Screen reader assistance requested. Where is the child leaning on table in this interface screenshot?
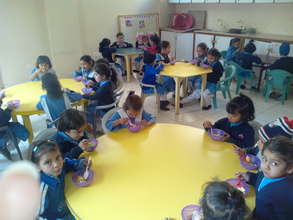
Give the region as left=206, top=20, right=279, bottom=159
left=237, top=136, right=293, bottom=220
left=203, top=94, right=255, bottom=149
left=30, top=55, right=55, bottom=81
left=105, top=91, right=155, bottom=132
left=31, top=140, right=89, bottom=220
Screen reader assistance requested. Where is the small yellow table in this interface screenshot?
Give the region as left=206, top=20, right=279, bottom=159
left=66, top=124, right=255, bottom=220
left=3, top=78, right=85, bottom=142
left=161, top=62, right=212, bottom=114
left=112, top=48, right=144, bottom=82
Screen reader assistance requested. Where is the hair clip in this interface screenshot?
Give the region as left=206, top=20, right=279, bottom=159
left=32, top=145, right=39, bottom=152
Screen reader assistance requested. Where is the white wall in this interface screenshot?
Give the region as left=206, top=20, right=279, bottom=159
left=0, top=0, right=51, bottom=87
left=175, top=3, right=293, bottom=36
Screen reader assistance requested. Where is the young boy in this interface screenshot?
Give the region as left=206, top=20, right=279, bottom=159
left=269, top=42, right=293, bottom=74
left=111, top=32, right=133, bottom=49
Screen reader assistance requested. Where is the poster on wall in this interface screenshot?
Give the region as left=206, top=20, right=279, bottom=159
left=125, top=20, right=132, bottom=27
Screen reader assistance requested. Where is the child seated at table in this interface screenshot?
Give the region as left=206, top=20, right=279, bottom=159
left=111, top=32, right=133, bottom=48
left=30, top=55, right=55, bottom=81
left=106, top=91, right=155, bottom=132
left=237, top=136, right=293, bottom=220
left=191, top=181, right=248, bottom=220
left=156, top=41, right=173, bottom=64
left=226, top=38, right=241, bottom=61
left=148, top=34, right=161, bottom=54
left=55, top=109, right=92, bottom=159
left=134, top=34, right=151, bottom=73
left=31, top=140, right=89, bottom=220
left=82, top=63, right=115, bottom=124
left=99, top=38, right=117, bottom=63
left=36, top=73, right=82, bottom=126
left=142, top=52, right=175, bottom=111
left=203, top=94, right=255, bottom=149
left=73, top=55, right=95, bottom=85
left=269, top=42, right=293, bottom=74
left=0, top=93, right=29, bottom=160
left=181, top=48, right=223, bottom=110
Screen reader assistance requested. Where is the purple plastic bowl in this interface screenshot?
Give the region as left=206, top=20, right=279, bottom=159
left=127, top=121, right=142, bottom=133
left=170, top=60, right=176, bottom=65
left=0, top=90, right=5, bottom=99
left=181, top=204, right=201, bottom=220
left=226, top=178, right=250, bottom=196
left=82, top=87, right=93, bottom=95
left=8, top=100, right=20, bottom=108
left=240, top=154, right=261, bottom=170
left=189, top=59, right=197, bottom=65
left=208, top=128, right=226, bottom=141
left=85, top=138, right=98, bottom=152
left=201, top=64, right=210, bottom=69
left=72, top=169, right=94, bottom=187
left=75, top=76, right=83, bottom=82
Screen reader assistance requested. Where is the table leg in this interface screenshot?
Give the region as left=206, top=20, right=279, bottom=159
left=125, top=56, right=131, bottom=82
left=200, top=74, right=207, bottom=109
left=12, top=114, right=18, bottom=122
left=257, top=67, right=265, bottom=91
left=22, top=115, right=34, bottom=143
left=174, top=77, right=183, bottom=115
left=182, top=78, right=188, bottom=97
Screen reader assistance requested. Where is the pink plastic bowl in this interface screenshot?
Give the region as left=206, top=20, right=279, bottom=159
left=208, top=128, right=226, bottom=141
left=82, top=87, right=93, bottom=95
left=75, top=76, right=83, bottom=82
left=170, top=60, right=177, bottom=65
left=127, top=121, right=142, bottom=132
left=201, top=63, right=210, bottom=69
left=72, top=169, right=94, bottom=187
left=85, top=138, right=98, bottom=152
left=226, top=178, right=250, bottom=196
left=8, top=100, right=20, bottom=108
left=181, top=204, right=201, bottom=220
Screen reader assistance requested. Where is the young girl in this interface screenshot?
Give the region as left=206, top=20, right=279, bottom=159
left=135, top=34, right=150, bottom=50
left=36, top=73, right=82, bottom=125
left=95, top=58, right=119, bottom=90
left=106, top=91, right=155, bottom=132
left=30, top=55, right=55, bottom=81
left=0, top=95, right=29, bottom=160
left=55, top=109, right=91, bottom=159
left=182, top=48, right=223, bottom=110
left=192, top=181, right=248, bottom=220
left=99, top=38, right=117, bottom=63
left=142, top=52, right=175, bottom=111
left=226, top=38, right=241, bottom=61
left=237, top=136, right=293, bottom=220
left=82, top=63, right=115, bottom=123
left=203, top=94, right=255, bottom=149
left=148, top=34, right=161, bottom=54
left=111, top=32, right=133, bottom=48
left=156, top=41, right=172, bottom=64
left=31, top=140, right=88, bottom=220
left=73, top=55, right=95, bottom=82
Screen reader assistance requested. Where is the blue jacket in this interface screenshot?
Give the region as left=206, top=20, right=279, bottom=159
left=226, top=46, right=238, bottom=61
left=269, top=56, right=293, bottom=74
left=232, top=51, right=262, bottom=70
left=142, top=64, right=164, bottom=86
left=204, top=60, right=224, bottom=84
left=247, top=171, right=293, bottom=220
left=73, top=68, right=95, bottom=81
left=212, top=117, right=255, bottom=149
left=111, top=41, right=133, bottom=48
left=30, top=68, right=56, bottom=81
left=54, top=131, right=87, bottom=159
left=38, top=158, right=85, bottom=220
left=105, top=110, right=156, bottom=131
left=100, top=47, right=117, bottom=63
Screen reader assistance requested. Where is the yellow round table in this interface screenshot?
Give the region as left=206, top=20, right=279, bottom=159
left=3, top=78, right=85, bottom=142
left=161, top=62, right=212, bottom=115
left=66, top=124, right=255, bottom=220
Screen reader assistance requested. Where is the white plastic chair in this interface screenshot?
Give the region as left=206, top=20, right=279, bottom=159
left=101, top=107, right=122, bottom=134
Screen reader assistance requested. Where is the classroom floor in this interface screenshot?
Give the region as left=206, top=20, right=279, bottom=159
left=1, top=77, right=293, bottom=171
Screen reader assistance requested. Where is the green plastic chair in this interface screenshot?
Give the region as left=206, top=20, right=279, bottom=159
left=221, top=50, right=227, bottom=59
left=226, top=61, right=255, bottom=94
left=263, top=69, right=293, bottom=104
left=212, top=64, right=236, bottom=109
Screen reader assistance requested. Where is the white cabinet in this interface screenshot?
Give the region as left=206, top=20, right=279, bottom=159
left=192, top=0, right=205, bottom=2
left=214, top=36, right=233, bottom=52
left=194, top=33, right=214, bottom=50
left=161, top=31, right=194, bottom=60
left=290, top=45, right=293, bottom=57
left=237, top=0, right=253, bottom=3
left=275, top=0, right=293, bottom=2
left=254, top=0, right=274, bottom=2
left=220, top=0, right=236, bottom=2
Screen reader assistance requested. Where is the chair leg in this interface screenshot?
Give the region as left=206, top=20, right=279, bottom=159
left=8, top=129, right=23, bottom=160
left=141, top=92, right=146, bottom=103
left=212, top=93, right=218, bottom=109
left=156, top=94, right=160, bottom=114
left=227, top=87, right=232, bottom=100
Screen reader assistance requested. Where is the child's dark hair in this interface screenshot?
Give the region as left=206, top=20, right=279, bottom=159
left=123, top=91, right=143, bottom=111
left=244, top=40, right=256, bottom=53
left=161, top=41, right=170, bottom=49
left=57, top=109, right=86, bottom=132
left=80, top=55, right=94, bottom=68
left=31, top=140, right=60, bottom=164
left=197, top=42, right=208, bottom=51
left=41, top=73, right=63, bottom=99
left=230, top=38, right=241, bottom=46
left=262, top=136, right=293, bottom=165
left=99, top=38, right=111, bottom=52
left=208, top=48, right=222, bottom=59
left=143, top=51, right=156, bottom=65
left=36, top=55, right=52, bottom=69
left=94, top=63, right=111, bottom=80
left=95, top=59, right=118, bottom=85
left=226, top=93, right=255, bottom=121
left=150, top=34, right=161, bottom=52
left=201, top=181, right=248, bottom=220
left=116, top=32, right=124, bottom=38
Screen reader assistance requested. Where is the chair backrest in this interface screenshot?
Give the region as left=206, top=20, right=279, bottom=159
left=114, top=75, right=124, bottom=94
left=221, top=50, right=227, bottom=59
left=101, top=107, right=121, bottom=133
left=249, top=120, right=262, bottom=145
left=226, top=60, right=244, bottom=72
left=223, top=64, right=236, bottom=87
left=95, top=90, right=124, bottom=110
left=265, top=69, right=293, bottom=89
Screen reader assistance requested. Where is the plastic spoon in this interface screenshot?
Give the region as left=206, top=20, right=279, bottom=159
left=83, top=156, right=91, bottom=180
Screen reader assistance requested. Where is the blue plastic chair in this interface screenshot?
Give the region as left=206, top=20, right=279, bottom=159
left=263, top=69, right=293, bottom=104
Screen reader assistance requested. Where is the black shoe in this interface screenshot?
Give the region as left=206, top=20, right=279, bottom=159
left=270, top=92, right=282, bottom=99
left=0, top=147, right=12, bottom=160
left=171, top=103, right=184, bottom=108
left=240, top=84, right=246, bottom=89
left=160, top=101, right=170, bottom=111
left=202, top=105, right=212, bottom=111
left=161, top=100, right=170, bottom=105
